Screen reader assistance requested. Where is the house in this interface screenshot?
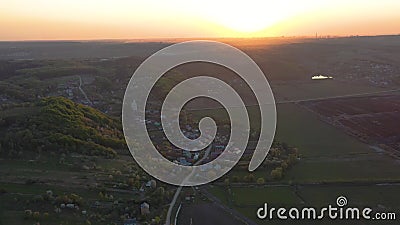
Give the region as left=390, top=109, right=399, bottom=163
left=184, top=190, right=195, bottom=203
left=193, top=153, right=199, bottom=161
left=46, top=190, right=53, bottom=197
left=140, top=202, right=150, bottom=215
left=183, top=150, right=192, bottom=158
left=54, top=207, right=61, bottom=213
left=145, top=180, right=157, bottom=189
left=145, top=181, right=151, bottom=188
left=178, top=157, right=192, bottom=166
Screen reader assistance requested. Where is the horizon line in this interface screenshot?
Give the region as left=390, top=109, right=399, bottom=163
left=1, top=34, right=399, bottom=43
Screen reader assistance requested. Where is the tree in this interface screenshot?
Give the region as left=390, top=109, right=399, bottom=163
left=154, top=216, right=161, bottom=224
left=248, top=174, right=255, bottom=183
left=271, top=167, right=283, bottom=180
left=135, top=180, right=141, bottom=190
left=231, top=176, right=239, bottom=183
left=33, top=211, right=40, bottom=220
left=292, top=148, right=299, bottom=156
left=128, top=178, right=135, bottom=187
left=150, top=179, right=157, bottom=189
left=70, top=193, right=83, bottom=205
left=156, top=187, right=165, bottom=197
left=224, top=178, right=230, bottom=186
left=288, top=153, right=298, bottom=166
left=256, top=178, right=265, bottom=184
left=281, top=161, right=288, bottom=170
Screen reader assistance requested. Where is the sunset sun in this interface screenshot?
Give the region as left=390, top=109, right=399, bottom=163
left=208, top=13, right=281, bottom=33
left=188, top=0, right=335, bottom=35
left=197, top=1, right=294, bottom=33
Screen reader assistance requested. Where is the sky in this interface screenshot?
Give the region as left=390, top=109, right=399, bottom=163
left=0, top=0, right=399, bottom=40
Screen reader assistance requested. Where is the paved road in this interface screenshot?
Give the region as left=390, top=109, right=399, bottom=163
left=277, top=87, right=400, bottom=104
left=165, top=145, right=212, bottom=225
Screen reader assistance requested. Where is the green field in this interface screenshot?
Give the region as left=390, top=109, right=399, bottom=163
left=271, top=80, right=389, bottom=102
left=209, top=184, right=397, bottom=225
left=194, top=103, right=400, bottom=182
left=0, top=151, right=149, bottom=225
left=210, top=184, right=400, bottom=210
left=274, top=103, right=400, bottom=182
left=202, top=101, right=400, bottom=225
left=232, top=186, right=301, bottom=206
left=298, top=185, right=400, bottom=209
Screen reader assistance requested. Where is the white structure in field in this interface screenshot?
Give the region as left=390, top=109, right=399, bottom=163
left=312, top=74, right=333, bottom=80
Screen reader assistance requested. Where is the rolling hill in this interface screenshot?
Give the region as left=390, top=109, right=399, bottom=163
left=0, top=97, right=126, bottom=158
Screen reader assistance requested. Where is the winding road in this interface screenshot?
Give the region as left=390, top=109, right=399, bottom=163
left=77, top=75, right=93, bottom=105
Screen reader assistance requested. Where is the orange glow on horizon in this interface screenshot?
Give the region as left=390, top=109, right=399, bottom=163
left=0, top=0, right=399, bottom=40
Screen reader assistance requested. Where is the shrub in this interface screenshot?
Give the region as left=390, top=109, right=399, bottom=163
left=257, top=178, right=265, bottom=184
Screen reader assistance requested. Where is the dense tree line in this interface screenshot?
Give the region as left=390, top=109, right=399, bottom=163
left=0, top=97, right=126, bottom=158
